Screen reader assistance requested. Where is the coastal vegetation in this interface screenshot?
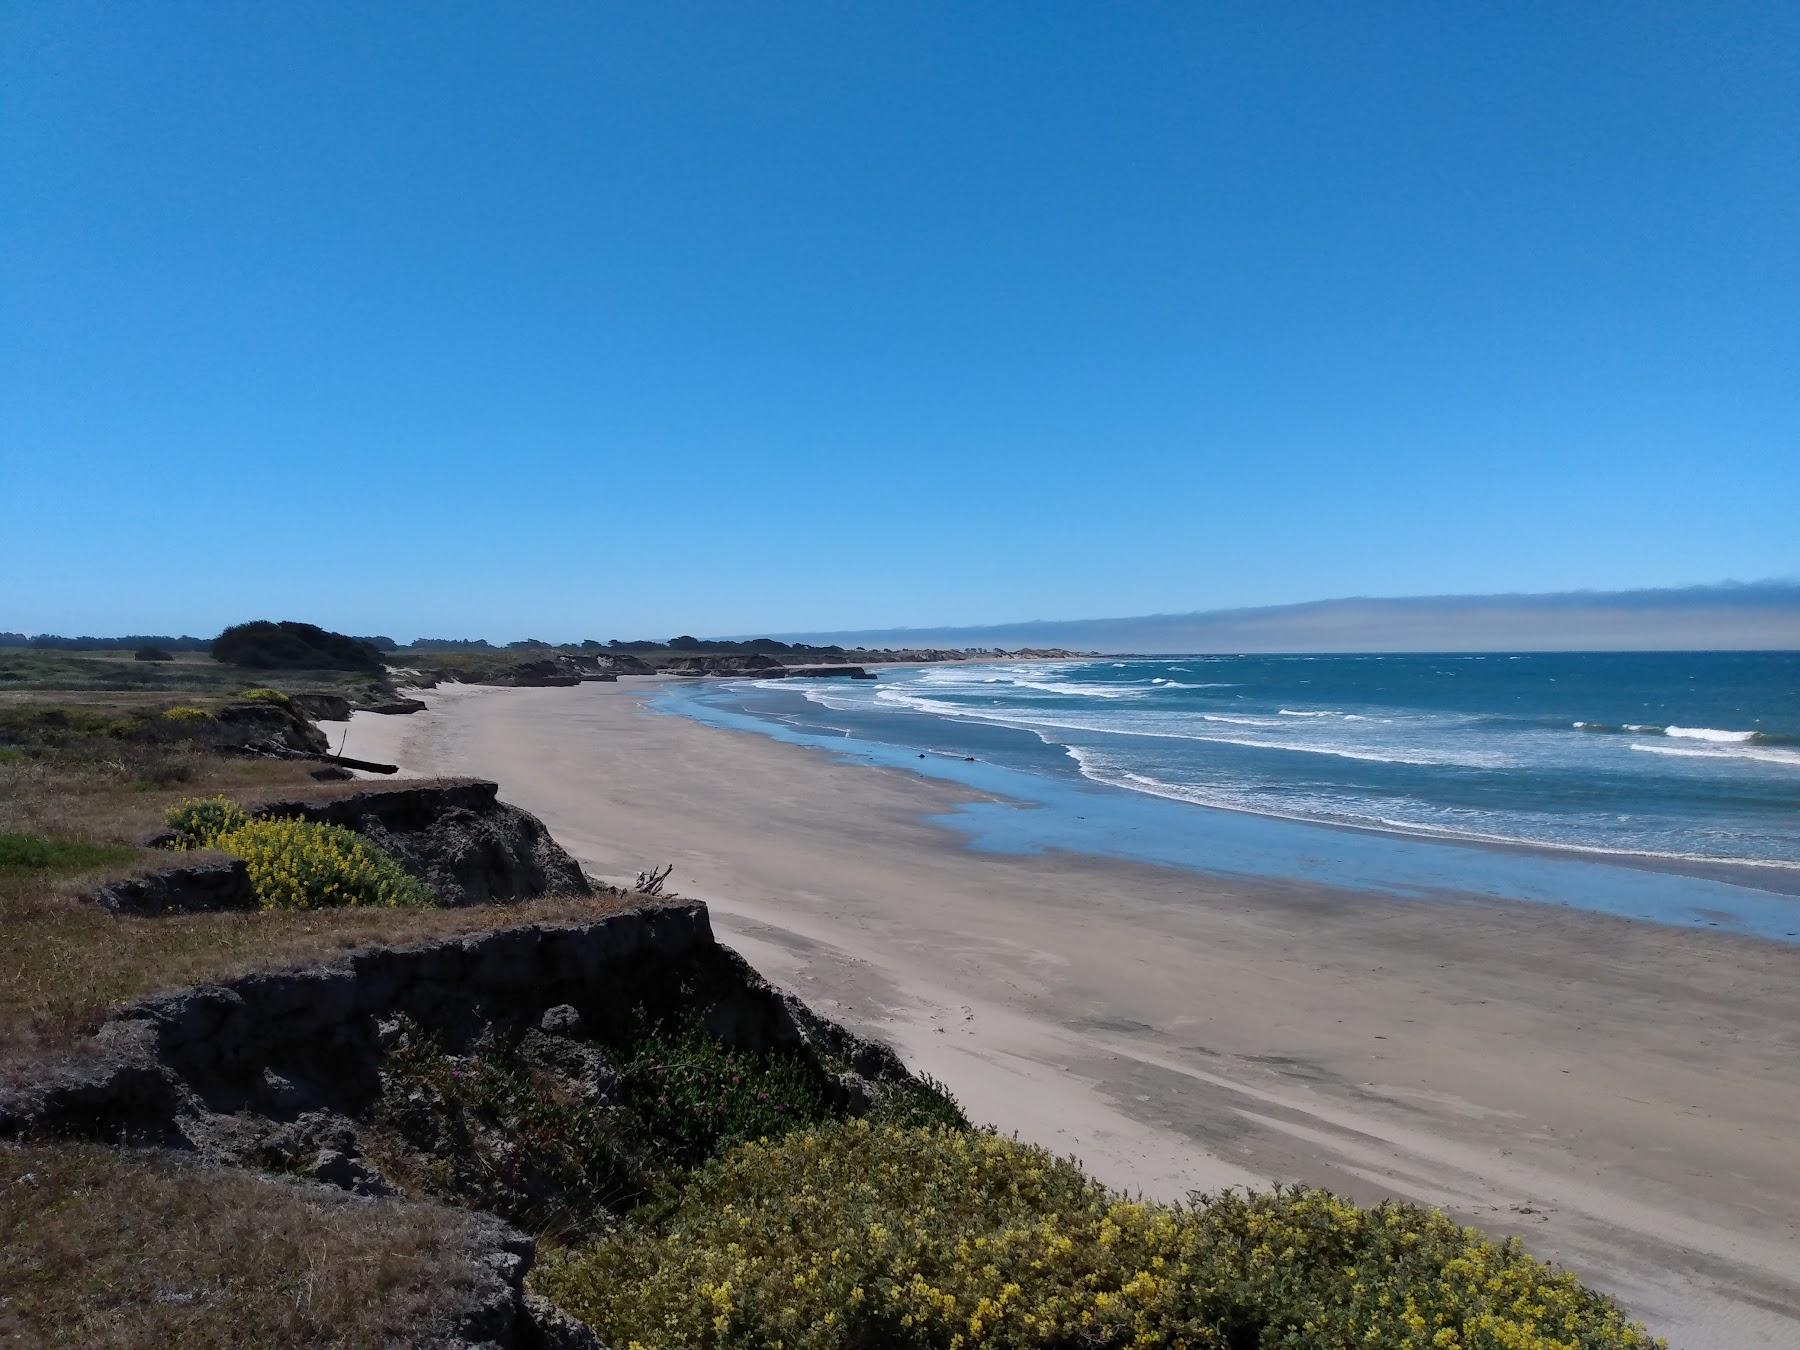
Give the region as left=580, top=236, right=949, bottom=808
left=164, top=795, right=436, bottom=910
left=363, top=1008, right=967, bottom=1242
left=541, top=1122, right=1660, bottom=1348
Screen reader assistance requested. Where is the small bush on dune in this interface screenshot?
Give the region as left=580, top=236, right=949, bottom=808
left=161, top=705, right=212, bottom=723
left=236, top=687, right=291, bottom=705
left=868, top=1071, right=969, bottom=1132
left=165, top=795, right=248, bottom=844
left=537, top=1122, right=1661, bottom=1350
left=163, top=798, right=433, bottom=910
left=214, top=818, right=434, bottom=910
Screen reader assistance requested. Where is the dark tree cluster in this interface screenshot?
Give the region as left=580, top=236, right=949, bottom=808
left=0, top=632, right=211, bottom=651
left=211, top=620, right=386, bottom=673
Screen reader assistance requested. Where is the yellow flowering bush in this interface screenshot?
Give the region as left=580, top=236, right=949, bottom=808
left=163, top=797, right=433, bottom=910
left=160, top=706, right=212, bottom=723
left=236, top=686, right=292, bottom=705
left=165, top=795, right=249, bottom=844
left=535, top=1122, right=1661, bottom=1350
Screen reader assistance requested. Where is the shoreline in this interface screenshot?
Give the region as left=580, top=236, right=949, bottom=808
left=372, top=670, right=1800, bottom=901
left=325, top=680, right=1800, bottom=1349
left=654, top=677, right=1800, bottom=934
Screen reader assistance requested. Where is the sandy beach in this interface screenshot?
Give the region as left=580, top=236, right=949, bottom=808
left=326, top=679, right=1800, bottom=1349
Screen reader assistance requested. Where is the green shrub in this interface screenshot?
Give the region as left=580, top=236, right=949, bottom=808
left=161, top=705, right=212, bottom=723
left=369, top=1016, right=962, bottom=1240
left=163, top=798, right=432, bottom=909
left=537, top=1123, right=1661, bottom=1350
left=165, top=795, right=249, bottom=846
left=614, top=1013, right=838, bottom=1168
left=868, top=1071, right=968, bottom=1132
left=236, top=687, right=291, bottom=705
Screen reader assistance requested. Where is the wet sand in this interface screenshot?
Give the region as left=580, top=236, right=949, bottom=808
left=328, top=679, right=1800, bottom=1349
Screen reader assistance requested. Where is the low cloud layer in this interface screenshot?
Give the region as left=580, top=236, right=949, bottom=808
left=773, top=582, right=1800, bottom=653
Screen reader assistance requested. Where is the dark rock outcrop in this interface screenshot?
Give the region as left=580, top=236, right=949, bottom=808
left=212, top=700, right=330, bottom=755
left=253, top=781, right=591, bottom=907
left=370, top=698, right=428, bottom=715
left=93, top=860, right=256, bottom=917
left=507, top=660, right=583, bottom=687
left=662, top=654, right=787, bottom=678
left=596, top=653, right=654, bottom=675
left=290, top=692, right=352, bottom=722
left=788, top=665, right=877, bottom=680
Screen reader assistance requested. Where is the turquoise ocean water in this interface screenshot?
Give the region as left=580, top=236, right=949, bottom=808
left=658, top=652, right=1800, bottom=941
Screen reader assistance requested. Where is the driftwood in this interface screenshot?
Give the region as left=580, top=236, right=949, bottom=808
left=634, top=863, right=673, bottom=897
left=327, top=756, right=405, bottom=777
left=307, top=751, right=399, bottom=775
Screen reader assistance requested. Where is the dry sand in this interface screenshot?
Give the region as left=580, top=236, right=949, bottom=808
left=328, top=680, right=1800, bottom=1348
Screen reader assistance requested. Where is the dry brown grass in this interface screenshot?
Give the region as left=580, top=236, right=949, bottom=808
left=0, top=747, right=320, bottom=846
left=0, top=748, right=653, bottom=1073
left=0, top=1142, right=496, bottom=1346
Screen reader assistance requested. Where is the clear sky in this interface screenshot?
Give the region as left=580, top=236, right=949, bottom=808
left=4, top=2, right=1796, bottom=641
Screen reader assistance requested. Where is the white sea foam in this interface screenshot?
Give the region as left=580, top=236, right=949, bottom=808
left=914, top=666, right=1143, bottom=700
left=1632, top=742, right=1800, bottom=768
left=1665, top=726, right=1755, bottom=743
left=1150, top=731, right=1504, bottom=767
left=870, top=689, right=1511, bottom=766
left=1013, top=679, right=1143, bottom=699
left=1061, top=754, right=1800, bottom=871
left=1278, top=708, right=1368, bottom=720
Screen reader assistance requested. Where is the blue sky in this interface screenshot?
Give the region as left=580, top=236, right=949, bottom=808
left=4, top=2, right=1796, bottom=641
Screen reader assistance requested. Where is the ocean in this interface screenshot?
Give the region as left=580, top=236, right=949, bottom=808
left=657, top=651, right=1800, bottom=939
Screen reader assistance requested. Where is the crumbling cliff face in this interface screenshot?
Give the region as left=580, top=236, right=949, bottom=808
left=1, top=902, right=930, bottom=1348
left=128, top=781, right=593, bottom=912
